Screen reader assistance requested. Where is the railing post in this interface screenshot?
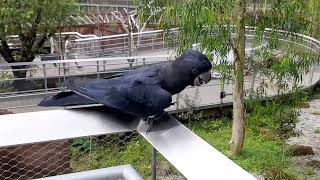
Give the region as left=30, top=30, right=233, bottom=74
left=103, top=60, right=106, bottom=72
left=63, top=61, right=67, bottom=84
left=250, top=69, right=257, bottom=96
left=58, top=63, right=61, bottom=87
left=310, top=64, right=315, bottom=86
left=96, top=61, right=100, bottom=79
left=176, top=93, right=180, bottom=109
left=162, top=32, right=165, bottom=49
left=152, top=147, right=157, bottom=180
left=152, top=35, right=154, bottom=50
left=143, top=58, right=146, bottom=66
left=42, top=64, right=48, bottom=91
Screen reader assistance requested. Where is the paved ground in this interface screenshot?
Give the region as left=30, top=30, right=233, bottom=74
left=287, top=98, right=320, bottom=176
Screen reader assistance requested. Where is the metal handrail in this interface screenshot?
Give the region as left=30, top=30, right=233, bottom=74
left=0, top=55, right=171, bottom=68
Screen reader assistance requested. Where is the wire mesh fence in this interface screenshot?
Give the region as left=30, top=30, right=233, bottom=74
left=0, top=131, right=184, bottom=180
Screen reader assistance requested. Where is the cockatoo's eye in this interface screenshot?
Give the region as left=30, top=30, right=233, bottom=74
left=199, top=71, right=211, bottom=84
left=192, top=71, right=211, bottom=86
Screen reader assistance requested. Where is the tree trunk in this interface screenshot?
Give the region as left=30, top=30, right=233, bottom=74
left=229, top=0, right=246, bottom=156
left=11, top=65, right=30, bottom=91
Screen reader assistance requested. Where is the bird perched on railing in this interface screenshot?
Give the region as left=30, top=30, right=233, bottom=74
left=39, top=49, right=212, bottom=132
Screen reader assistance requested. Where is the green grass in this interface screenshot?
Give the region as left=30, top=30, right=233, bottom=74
left=315, top=128, right=320, bottom=134
left=191, top=119, right=290, bottom=174
left=191, top=117, right=318, bottom=179
left=69, top=91, right=318, bottom=179
left=70, top=118, right=308, bottom=179
left=71, top=134, right=154, bottom=178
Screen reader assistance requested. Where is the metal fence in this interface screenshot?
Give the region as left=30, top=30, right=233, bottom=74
left=0, top=107, right=257, bottom=180
left=0, top=28, right=319, bottom=179
left=72, top=29, right=175, bottom=58
left=0, top=128, right=182, bottom=180
left=0, top=28, right=319, bottom=113
left=2, top=32, right=97, bottom=51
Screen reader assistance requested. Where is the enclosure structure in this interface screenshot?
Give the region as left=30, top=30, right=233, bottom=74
left=0, top=28, right=319, bottom=179
left=0, top=28, right=319, bottom=113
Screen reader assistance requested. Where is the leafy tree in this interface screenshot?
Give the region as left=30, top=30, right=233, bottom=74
left=0, top=0, right=77, bottom=89
left=138, top=0, right=319, bottom=155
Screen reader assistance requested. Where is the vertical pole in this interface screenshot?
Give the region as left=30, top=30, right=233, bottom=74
left=152, top=35, right=154, bottom=50
left=58, top=63, right=61, bottom=87
left=96, top=61, right=100, bottom=79
left=152, top=147, right=157, bottom=180
left=250, top=69, right=257, bottom=96
left=123, top=37, right=126, bottom=54
left=143, top=58, right=146, bottom=66
left=63, top=63, right=66, bottom=85
left=103, top=60, right=106, bottom=72
left=63, top=55, right=66, bottom=85
left=128, top=32, right=133, bottom=69
left=310, top=59, right=316, bottom=86
left=43, top=64, right=48, bottom=91
left=162, top=32, right=165, bottom=49
left=176, top=93, right=180, bottom=109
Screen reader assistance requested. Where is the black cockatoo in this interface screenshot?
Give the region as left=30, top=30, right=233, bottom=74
left=39, top=49, right=212, bottom=131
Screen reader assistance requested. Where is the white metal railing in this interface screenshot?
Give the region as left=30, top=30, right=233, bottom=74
left=72, top=29, right=174, bottom=59
left=2, top=32, right=98, bottom=50
left=0, top=55, right=172, bottom=98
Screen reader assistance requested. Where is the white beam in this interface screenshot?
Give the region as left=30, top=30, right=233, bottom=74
left=0, top=108, right=138, bottom=147
left=138, top=116, right=256, bottom=180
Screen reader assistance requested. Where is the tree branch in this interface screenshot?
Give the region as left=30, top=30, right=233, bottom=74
left=30, top=8, right=43, bottom=45
left=111, top=11, right=129, bottom=33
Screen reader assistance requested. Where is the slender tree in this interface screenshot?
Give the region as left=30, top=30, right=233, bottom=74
left=230, top=0, right=246, bottom=155
left=139, top=0, right=319, bottom=155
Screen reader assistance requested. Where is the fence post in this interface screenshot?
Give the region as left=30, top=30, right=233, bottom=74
left=58, top=63, right=61, bottom=87
left=162, top=32, right=165, bottom=49
left=123, top=37, right=126, bottom=54
left=42, top=64, right=48, bottom=91
left=63, top=61, right=67, bottom=84
left=250, top=69, right=257, bottom=96
left=310, top=64, right=315, bottom=86
left=103, top=61, right=107, bottom=72
left=152, top=147, right=157, bottom=180
left=96, top=61, right=100, bottom=79
left=152, top=35, right=154, bottom=50
left=176, top=93, right=180, bottom=109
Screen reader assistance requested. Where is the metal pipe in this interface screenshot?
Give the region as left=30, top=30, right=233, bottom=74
left=176, top=93, right=180, bottom=109
left=96, top=61, right=100, bottom=79
left=42, top=64, right=48, bottom=91
left=58, top=63, right=61, bottom=87
left=152, top=147, right=157, bottom=180
left=36, top=165, right=143, bottom=180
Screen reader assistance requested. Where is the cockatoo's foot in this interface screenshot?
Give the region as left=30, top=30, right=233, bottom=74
left=143, top=112, right=168, bottom=134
